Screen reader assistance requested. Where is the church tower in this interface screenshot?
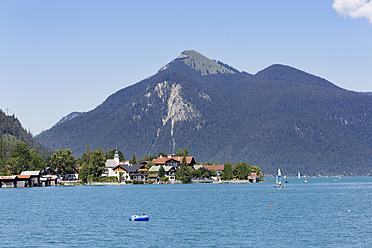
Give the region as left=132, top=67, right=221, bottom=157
left=114, top=150, right=120, bottom=165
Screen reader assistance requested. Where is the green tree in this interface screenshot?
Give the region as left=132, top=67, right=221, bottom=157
left=0, top=163, right=11, bottom=176
left=138, top=154, right=157, bottom=163
left=193, top=169, right=201, bottom=178
left=145, top=161, right=155, bottom=170
left=79, top=164, right=93, bottom=183
left=9, top=142, right=31, bottom=174
left=80, top=146, right=106, bottom=183
left=236, top=163, right=249, bottom=180
left=183, top=146, right=189, bottom=157
left=221, top=161, right=233, bottom=181
left=209, top=169, right=217, bottom=177
left=0, top=136, right=3, bottom=161
left=158, top=165, right=165, bottom=178
left=50, top=148, right=75, bottom=177
left=129, top=153, right=137, bottom=165
left=202, top=170, right=211, bottom=178
left=82, top=145, right=92, bottom=165
left=30, top=148, right=46, bottom=171
left=197, top=167, right=210, bottom=178
left=175, top=148, right=183, bottom=157
left=158, top=152, right=167, bottom=157
left=176, top=156, right=193, bottom=183
left=92, top=146, right=106, bottom=167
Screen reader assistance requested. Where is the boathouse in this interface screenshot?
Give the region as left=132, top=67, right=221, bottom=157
left=20, top=171, right=41, bottom=187
left=0, top=176, right=18, bottom=188
left=16, top=175, right=32, bottom=187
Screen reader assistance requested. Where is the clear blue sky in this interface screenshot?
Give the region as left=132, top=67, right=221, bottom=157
left=1, top=0, right=371, bottom=135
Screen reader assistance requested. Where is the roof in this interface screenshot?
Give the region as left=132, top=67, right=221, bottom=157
left=112, top=165, right=129, bottom=172
left=147, top=174, right=159, bottom=178
left=149, top=166, right=173, bottom=172
left=203, top=165, right=225, bottom=171
left=0, top=176, right=17, bottom=180
left=152, top=156, right=195, bottom=165
left=105, top=159, right=119, bottom=168
left=41, top=167, right=57, bottom=175
left=20, top=171, right=41, bottom=176
left=54, top=165, right=79, bottom=174
left=122, top=164, right=146, bottom=172
left=16, top=175, right=31, bottom=179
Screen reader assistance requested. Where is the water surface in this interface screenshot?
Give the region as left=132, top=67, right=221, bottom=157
left=1, top=177, right=371, bottom=247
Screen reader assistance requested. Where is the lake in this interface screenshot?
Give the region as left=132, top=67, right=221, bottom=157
left=1, top=177, right=371, bottom=247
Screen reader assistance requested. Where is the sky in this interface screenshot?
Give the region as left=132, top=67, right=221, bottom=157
left=0, top=0, right=372, bottom=135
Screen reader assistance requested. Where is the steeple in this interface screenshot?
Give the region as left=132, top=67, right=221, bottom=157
left=114, top=150, right=119, bottom=165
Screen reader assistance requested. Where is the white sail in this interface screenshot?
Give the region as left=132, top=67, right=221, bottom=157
left=298, top=172, right=300, bottom=178
left=274, top=168, right=285, bottom=187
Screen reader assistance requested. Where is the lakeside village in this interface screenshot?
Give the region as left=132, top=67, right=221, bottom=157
left=0, top=147, right=262, bottom=188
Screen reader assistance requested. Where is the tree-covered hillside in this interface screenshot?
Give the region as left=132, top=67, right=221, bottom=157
left=0, top=109, right=51, bottom=160
left=36, top=50, right=372, bottom=176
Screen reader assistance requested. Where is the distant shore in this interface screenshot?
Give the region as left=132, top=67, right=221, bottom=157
left=61, top=179, right=258, bottom=186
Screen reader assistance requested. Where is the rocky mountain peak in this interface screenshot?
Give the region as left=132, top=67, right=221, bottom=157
left=160, top=50, right=236, bottom=76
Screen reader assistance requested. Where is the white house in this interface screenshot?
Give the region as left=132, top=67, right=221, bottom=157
left=149, top=165, right=176, bottom=181
left=103, top=151, right=120, bottom=177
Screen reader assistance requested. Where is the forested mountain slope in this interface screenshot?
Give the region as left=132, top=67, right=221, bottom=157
left=1, top=110, right=50, bottom=159
left=36, top=50, right=372, bottom=176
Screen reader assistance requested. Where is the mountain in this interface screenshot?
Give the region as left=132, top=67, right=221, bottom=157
left=36, top=50, right=372, bottom=176
left=0, top=109, right=51, bottom=159
left=53, top=112, right=83, bottom=128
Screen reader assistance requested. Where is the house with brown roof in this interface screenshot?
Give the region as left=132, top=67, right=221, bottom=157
left=113, top=164, right=147, bottom=182
left=152, top=155, right=196, bottom=168
left=112, top=164, right=130, bottom=180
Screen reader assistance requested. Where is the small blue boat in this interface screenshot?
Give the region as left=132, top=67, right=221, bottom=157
left=129, top=214, right=149, bottom=221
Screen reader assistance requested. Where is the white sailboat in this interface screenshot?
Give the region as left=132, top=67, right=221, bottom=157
left=274, top=168, right=285, bottom=187
left=298, top=172, right=300, bottom=179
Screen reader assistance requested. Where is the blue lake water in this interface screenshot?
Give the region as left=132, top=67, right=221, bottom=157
left=1, top=177, right=371, bottom=247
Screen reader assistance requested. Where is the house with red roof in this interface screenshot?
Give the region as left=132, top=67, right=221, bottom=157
left=248, top=173, right=261, bottom=183
left=203, top=164, right=224, bottom=176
